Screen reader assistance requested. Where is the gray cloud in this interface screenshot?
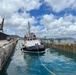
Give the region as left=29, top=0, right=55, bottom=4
left=44, top=0, right=76, bottom=12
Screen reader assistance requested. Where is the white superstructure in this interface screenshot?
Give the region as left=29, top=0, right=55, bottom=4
left=25, top=40, right=41, bottom=47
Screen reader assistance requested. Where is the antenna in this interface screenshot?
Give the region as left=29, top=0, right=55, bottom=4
left=28, top=21, right=30, bottom=39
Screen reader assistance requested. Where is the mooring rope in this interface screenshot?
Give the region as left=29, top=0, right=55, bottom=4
left=37, top=45, right=56, bottom=75
left=19, top=42, right=56, bottom=75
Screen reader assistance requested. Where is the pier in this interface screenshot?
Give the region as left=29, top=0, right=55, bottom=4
left=0, top=39, right=18, bottom=71
left=41, top=41, right=76, bottom=54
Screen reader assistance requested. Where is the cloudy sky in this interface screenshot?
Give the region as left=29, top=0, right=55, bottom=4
left=0, top=0, right=76, bottom=38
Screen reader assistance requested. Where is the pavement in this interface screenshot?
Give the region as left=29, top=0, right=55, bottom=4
left=0, top=40, right=9, bottom=47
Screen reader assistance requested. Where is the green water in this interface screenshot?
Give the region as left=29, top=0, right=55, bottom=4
left=0, top=40, right=76, bottom=75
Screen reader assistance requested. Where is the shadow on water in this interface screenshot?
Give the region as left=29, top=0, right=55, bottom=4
left=50, top=48, right=76, bottom=62
left=23, top=52, right=46, bottom=75
left=24, top=52, right=45, bottom=56
left=23, top=52, right=45, bottom=65
left=0, top=48, right=16, bottom=75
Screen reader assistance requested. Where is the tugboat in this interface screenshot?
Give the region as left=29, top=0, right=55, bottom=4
left=21, top=21, right=45, bottom=53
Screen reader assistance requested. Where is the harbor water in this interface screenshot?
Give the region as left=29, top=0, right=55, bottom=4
left=0, top=40, right=76, bottom=75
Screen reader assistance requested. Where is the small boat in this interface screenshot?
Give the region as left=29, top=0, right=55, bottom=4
left=21, top=21, right=45, bottom=53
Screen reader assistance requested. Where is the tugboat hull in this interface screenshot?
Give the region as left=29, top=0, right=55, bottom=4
left=21, top=45, right=45, bottom=53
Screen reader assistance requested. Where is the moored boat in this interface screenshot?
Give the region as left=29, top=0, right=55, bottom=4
left=21, top=21, right=45, bottom=53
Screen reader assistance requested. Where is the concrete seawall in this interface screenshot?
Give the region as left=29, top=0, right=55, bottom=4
left=0, top=40, right=18, bottom=70
left=41, top=41, right=76, bottom=54
left=52, top=43, right=74, bottom=53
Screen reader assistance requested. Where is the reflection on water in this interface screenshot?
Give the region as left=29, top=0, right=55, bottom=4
left=49, top=48, right=76, bottom=63
left=0, top=40, right=76, bottom=75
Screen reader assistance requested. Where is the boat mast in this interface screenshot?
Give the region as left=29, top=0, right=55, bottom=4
left=28, top=21, right=30, bottom=40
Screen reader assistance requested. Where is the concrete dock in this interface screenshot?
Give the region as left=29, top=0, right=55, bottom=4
left=0, top=40, right=10, bottom=47
left=41, top=41, right=76, bottom=54
left=0, top=40, right=18, bottom=71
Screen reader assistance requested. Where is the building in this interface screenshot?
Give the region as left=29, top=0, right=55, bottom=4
left=0, top=32, right=8, bottom=40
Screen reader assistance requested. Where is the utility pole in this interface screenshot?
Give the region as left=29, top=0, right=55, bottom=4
left=0, top=18, right=4, bottom=33
left=2, top=18, right=4, bottom=33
